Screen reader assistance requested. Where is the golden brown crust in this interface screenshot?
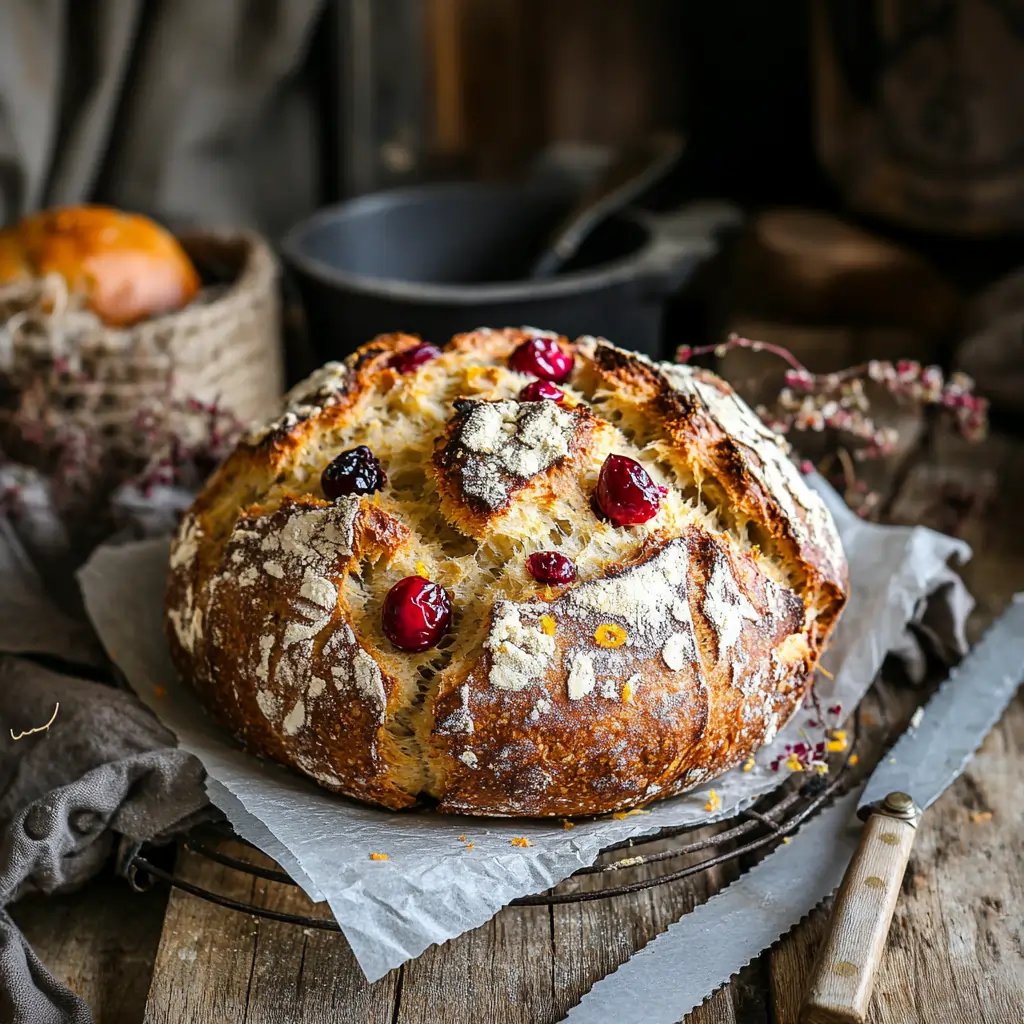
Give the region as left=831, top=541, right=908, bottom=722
left=431, top=526, right=805, bottom=816
left=166, top=327, right=848, bottom=817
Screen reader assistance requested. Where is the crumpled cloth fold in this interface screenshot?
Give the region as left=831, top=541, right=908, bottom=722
left=0, top=471, right=209, bottom=1024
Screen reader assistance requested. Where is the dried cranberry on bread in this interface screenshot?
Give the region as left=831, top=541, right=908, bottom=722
left=165, top=329, right=847, bottom=816
left=0, top=205, right=199, bottom=326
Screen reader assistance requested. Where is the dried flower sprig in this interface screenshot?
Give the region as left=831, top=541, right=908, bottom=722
left=126, top=394, right=243, bottom=497
left=676, top=336, right=989, bottom=459
left=0, top=355, right=244, bottom=517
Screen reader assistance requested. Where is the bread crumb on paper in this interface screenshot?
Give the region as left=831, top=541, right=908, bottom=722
left=627, top=808, right=649, bottom=816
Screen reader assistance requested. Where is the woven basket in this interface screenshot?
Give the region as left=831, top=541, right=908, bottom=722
left=0, top=230, right=283, bottom=498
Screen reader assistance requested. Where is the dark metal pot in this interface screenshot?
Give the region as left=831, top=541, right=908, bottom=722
left=281, top=183, right=738, bottom=361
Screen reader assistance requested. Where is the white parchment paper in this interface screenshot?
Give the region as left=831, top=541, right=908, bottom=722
left=77, top=479, right=970, bottom=981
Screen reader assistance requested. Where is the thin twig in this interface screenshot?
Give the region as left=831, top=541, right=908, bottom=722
left=11, top=702, right=60, bottom=741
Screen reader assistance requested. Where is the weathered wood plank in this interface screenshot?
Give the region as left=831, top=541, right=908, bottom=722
left=549, top=822, right=756, bottom=1023
left=142, top=840, right=398, bottom=1024
left=771, top=429, right=1024, bottom=1023
left=394, top=906, right=556, bottom=1024
left=10, top=871, right=167, bottom=1024
left=141, top=828, right=766, bottom=1024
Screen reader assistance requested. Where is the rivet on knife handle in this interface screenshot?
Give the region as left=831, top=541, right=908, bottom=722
left=800, top=791, right=920, bottom=1024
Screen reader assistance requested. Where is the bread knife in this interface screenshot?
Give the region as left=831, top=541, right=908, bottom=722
left=801, top=593, right=1024, bottom=1023
left=561, top=787, right=865, bottom=1024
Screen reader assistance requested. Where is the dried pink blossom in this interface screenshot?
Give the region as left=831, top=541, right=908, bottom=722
left=676, top=336, right=989, bottom=515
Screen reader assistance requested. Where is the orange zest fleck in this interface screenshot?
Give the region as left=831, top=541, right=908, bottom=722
left=704, top=789, right=721, bottom=814
left=562, top=819, right=575, bottom=830
left=969, top=811, right=993, bottom=824
left=465, top=842, right=475, bottom=849
left=510, top=837, right=534, bottom=848
left=785, top=753, right=804, bottom=772
left=848, top=754, right=860, bottom=767
left=458, top=835, right=467, bottom=842
left=782, top=836, right=791, bottom=845
left=369, top=852, right=389, bottom=861
left=415, top=560, right=429, bottom=578
left=816, top=663, right=834, bottom=680
left=814, top=763, right=829, bottom=775
left=621, top=681, right=634, bottom=703
left=826, top=730, right=848, bottom=753
left=154, top=686, right=167, bottom=698
left=742, top=757, right=755, bottom=772
left=594, top=623, right=627, bottom=649
left=541, top=614, right=556, bottom=636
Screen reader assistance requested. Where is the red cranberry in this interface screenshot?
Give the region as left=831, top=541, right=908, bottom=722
left=526, top=551, right=577, bottom=585
left=508, top=337, right=573, bottom=382
left=518, top=380, right=565, bottom=403
left=321, top=446, right=387, bottom=499
left=595, top=455, right=665, bottom=526
left=387, top=343, right=441, bottom=374
left=382, top=576, right=452, bottom=652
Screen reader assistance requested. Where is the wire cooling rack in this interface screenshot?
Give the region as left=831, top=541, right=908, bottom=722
left=121, top=707, right=867, bottom=931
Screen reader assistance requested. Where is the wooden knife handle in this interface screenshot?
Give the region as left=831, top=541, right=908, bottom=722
left=800, top=793, right=920, bottom=1024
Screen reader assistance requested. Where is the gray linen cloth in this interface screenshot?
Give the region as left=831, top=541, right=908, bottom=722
left=0, top=475, right=209, bottom=1024
left=0, top=0, right=326, bottom=237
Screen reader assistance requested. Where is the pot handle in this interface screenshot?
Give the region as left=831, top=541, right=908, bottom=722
left=632, top=200, right=744, bottom=298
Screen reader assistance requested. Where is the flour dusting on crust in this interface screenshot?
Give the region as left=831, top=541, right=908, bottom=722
left=243, top=362, right=348, bottom=443
left=487, top=603, right=556, bottom=691
left=660, top=361, right=844, bottom=579
left=566, top=538, right=694, bottom=643
left=446, top=399, right=575, bottom=510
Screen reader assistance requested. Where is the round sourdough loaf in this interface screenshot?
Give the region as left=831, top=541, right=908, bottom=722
left=165, top=329, right=847, bottom=816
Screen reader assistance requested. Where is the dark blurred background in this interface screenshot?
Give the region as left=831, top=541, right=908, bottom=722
left=3, top=0, right=1024, bottom=405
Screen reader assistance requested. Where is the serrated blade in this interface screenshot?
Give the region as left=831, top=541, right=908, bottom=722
left=861, top=593, right=1024, bottom=813
left=562, top=788, right=864, bottom=1024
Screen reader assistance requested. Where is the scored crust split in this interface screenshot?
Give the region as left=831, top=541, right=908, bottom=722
left=165, top=328, right=848, bottom=817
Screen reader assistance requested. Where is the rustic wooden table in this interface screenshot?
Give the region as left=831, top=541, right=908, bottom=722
left=12, top=426, right=1024, bottom=1023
